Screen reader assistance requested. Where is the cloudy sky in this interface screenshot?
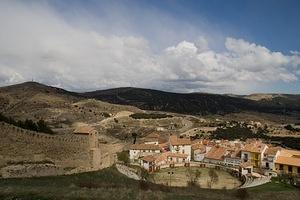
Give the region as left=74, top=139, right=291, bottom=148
left=0, top=0, right=300, bottom=94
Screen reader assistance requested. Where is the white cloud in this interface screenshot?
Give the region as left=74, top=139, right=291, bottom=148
left=0, top=0, right=299, bottom=94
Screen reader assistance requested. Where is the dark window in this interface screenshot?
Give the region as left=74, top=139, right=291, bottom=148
left=298, top=167, right=300, bottom=174
left=288, top=166, right=292, bottom=173
left=266, top=162, right=269, bottom=169
left=279, top=164, right=283, bottom=170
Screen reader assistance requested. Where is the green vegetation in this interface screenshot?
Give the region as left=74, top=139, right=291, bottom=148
left=130, top=113, right=173, bottom=119
left=210, top=124, right=264, bottom=141
left=0, top=113, right=54, bottom=134
left=117, top=151, right=129, bottom=164
left=0, top=166, right=299, bottom=200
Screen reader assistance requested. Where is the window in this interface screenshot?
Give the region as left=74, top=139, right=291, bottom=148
left=279, top=164, right=283, bottom=170
left=288, top=166, right=292, bottom=173
left=298, top=167, right=300, bottom=174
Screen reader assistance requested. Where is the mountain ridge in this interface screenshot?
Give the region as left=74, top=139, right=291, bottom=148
left=1, top=82, right=300, bottom=116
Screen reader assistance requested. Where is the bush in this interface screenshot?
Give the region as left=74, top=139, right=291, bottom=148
left=0, top=113, right=54, bottom=134
left=117, top=151, right=129, bottom=164
left=130, top=113, right=173, bottom=119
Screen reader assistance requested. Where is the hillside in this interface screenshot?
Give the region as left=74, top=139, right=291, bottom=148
left=0, top=82, right=141, bottom=130
left=83, top=87, right=300, bottom=116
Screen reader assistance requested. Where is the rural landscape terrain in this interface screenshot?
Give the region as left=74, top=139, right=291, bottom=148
left=1, top=0, right=300, bottom=199
left=0, top=81, right=299, bottom=200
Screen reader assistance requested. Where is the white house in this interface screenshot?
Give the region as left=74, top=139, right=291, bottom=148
left=192, top=143, right=207, bottom=161
left=129, top=144, right=161, bottom=161
left=140, top=152, right=189, bottom=172
left=262, top=146, right=281, bottom=170
left=169, top=135, right=191, bottom=160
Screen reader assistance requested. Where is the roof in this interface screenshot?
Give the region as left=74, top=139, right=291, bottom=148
left=169, top=135, right=191, bottom=146
left=265, top=147, right=281, bottom=156
left=129, top=144, right=161, bottom=150
left=242, top=141, right=266, bottom=153
left=141, top=155, right=157, bottom=162
left=225, top=149, right=241, bottom=158
left=276, top=156, right=300, bottom=167
left=167, top=152, right=189, bottom=158
left=205, top=146, right=227, bottom=161
left=275, top=149, right=300, bottom=167
left=192, top=143, right=206, bottom=152
left=74, top=126, right=95, bottom=135
left=141, top=132, right=167, bottom=144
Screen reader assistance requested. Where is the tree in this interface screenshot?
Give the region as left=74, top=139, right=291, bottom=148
left=139, top=168, right=150, bottom=181
left=186, top=168, right=201, bottom=186
left=132, top=132, right=137, bottom=144
left=117, top=151, right=129, bottom=164
left=208, top=168, right=219, bottom=187
left=37, top=119, right=54, bottom=134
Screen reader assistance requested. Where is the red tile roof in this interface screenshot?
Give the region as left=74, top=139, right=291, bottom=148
left=205, top=146, right=227, bottom=161
left=169, top=135, right=191, bottom=146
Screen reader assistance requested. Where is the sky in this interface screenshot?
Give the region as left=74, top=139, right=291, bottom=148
left=0, top=0, right=300, bottom=94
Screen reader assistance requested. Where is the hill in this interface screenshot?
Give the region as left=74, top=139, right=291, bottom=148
left=0, top=82, right=141, bottom=130
left=83, top=87, right=300, bottom=116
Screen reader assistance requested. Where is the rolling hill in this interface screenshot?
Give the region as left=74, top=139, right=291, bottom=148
left=1, top=82, right=300, bottom=118
left=83, top=87, right=300, bottom=116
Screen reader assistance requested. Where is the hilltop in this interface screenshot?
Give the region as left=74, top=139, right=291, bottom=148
left=83, top=87, right=300, bottom=116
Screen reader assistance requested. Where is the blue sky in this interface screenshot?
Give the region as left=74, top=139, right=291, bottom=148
left=0, top=0, right=299, bottom=94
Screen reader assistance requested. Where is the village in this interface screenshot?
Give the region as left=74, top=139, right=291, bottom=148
left=128, top=132, right=300, bottom=187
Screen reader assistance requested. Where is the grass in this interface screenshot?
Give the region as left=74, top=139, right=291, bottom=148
left=150, top=167, right=241, bottom=189
left=0, top=166, right=299, bottom=200
left=248, top=180, right=298, bottom=192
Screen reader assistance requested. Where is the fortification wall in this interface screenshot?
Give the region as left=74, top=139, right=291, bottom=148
left=0, top=122, right=91, bottom=169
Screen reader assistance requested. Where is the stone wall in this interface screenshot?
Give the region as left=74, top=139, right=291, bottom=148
left=0, top=122, right=91, bottom=170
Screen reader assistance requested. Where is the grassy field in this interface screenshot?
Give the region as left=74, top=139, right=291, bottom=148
left=0, top=166, right=299, bottom=200
left=150, top=167, right=241, bottom=189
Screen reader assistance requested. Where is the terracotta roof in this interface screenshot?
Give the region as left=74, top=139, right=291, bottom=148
left=74, top=126, right=95, bottom=134
left=205, top=146, right=227, bottom=161
left=225, top=149, right=241, bottom=158
left=141, top=155, right=157, bottom=162
left=242, top=141, right=266, bottom=153
left=167, top=152, right=189, bottom=158
left=265, top=147, right=281, bottom=156
left=129, top=144, right=161, bottom=150
left=169, top=135, right=191, bottom=146
left=192, top=143, right=206, bottom=152
left=276, top=156, right=300, bottom=167
left=275, top=149, right=300, bottom=167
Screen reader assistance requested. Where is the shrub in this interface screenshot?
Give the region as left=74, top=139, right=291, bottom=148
left=129, top=113, right=173, bottom=119
left=117, top=151, right=129, bottom=164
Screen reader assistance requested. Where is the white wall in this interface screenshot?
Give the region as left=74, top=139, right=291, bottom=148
left=129, top=149, right=160, bottom=160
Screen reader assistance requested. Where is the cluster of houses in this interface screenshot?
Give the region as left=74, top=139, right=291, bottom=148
left=129, top=132, right=300, bottom=176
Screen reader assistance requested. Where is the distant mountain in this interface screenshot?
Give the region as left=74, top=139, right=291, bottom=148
left=1, top=82, right=299, bottom=116
left=82, top=87, right=300, bottom=115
